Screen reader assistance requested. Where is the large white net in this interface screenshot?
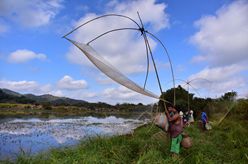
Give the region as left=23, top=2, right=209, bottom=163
left=66, top=38, right=160, bottom=100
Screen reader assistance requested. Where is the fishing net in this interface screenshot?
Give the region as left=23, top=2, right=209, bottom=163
left=66, top=38, right=160, bottom=100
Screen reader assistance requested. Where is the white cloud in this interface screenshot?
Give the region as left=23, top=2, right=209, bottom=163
left=188, top=0, right=248, bottom=98
left=101, top=86, right=155, bottom=104
left=78, top=92, right=96, bottom=99
left=96, top=74, right=115, bottom=85
left=103, top=86, right=138, bottom=99
left=66, top=0, right=169, bottom=74
left=0, top=80, right=39, bottom=91
left=0, top=0, right=63, bottom=27
left=0, top=78, right=90, bottom=99
left=0, top=80, right=59, bottom=96
left=107, top=0, right=169, bottom=31
left=0, top=78, right=156, bottom=104
left=189, top=64, right=245, bottom=82
left=8, top=49, right=47, bottom=63
left=65, top=90, right=97, bottom=100
left=57, top=75, right=87, bottom=90
left=187, top=64, right=247, bottom=97
left=65, top=0, right=169, bottom=104
left=48, top=90, right=64, bottom=97
left=190, top=0, right=248, bottom=66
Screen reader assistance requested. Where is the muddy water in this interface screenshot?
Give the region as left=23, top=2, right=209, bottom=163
left=0, top=115, right=148, bottom=160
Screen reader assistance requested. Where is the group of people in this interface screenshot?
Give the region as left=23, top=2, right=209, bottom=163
left=179, top=110, right=194, bottom=125
left=165, top=105, right=209, bottom=157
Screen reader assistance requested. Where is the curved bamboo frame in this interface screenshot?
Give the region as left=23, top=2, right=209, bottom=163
left=63, top=13, right=176, bottom=108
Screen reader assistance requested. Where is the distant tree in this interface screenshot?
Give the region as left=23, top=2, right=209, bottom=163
left=192, top=97, right=211, bottom=117
left=95, top=102, right=113, bottom=108
left=16, top=96, right=35, bottom=104
left=159, top=85, right=194, bottom=112
left=42, top=103, right=52, bottom=110
left=234, top=99, right=248, bottom=118
left=221, top=91, right=237, bottom=101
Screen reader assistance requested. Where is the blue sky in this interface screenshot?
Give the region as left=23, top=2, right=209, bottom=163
left=0, top=0, right=247, bottom=104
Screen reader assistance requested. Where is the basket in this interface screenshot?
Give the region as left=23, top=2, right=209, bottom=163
left=181, top=136, right=192, bottom=148
left=205, top=123, right=212, bottom=130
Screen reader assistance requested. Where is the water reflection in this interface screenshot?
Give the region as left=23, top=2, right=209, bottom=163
left=0, top=116, right=147, bottom=160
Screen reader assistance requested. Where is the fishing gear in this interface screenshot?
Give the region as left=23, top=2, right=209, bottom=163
left=63, top=12, right=176, bottom=109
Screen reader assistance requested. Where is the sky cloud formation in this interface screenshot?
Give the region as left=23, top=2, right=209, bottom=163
left=189, top=0, right=248, bottom=97
left=108, top=0, right=169, bottom=31
left=0, top=78, right=152, bottom=104
left=0, top=77, right=88, bottom=98
left=57, top=75, right=87, bottom=90
left=0, top=0, right=63, bottom=27
left=0, top=80, right=56, bottom=96
left=2, top=1, right=248, bottom=104
left=102, top=86, right=153, bottom=104
left=0, top=80, right=38, bottom=91
left=190, top=0, right=248, bottom=66
left=66, top=0, right=169, bottom=75
left=8, top=49, right=47, bottom=63
left=189, top=64, right=246, bottom=82
left=188, top=64, right=247, bottom=96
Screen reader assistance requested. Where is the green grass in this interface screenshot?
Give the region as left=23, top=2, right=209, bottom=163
left=3, top=115, right=248, bottom=164
left=2, top=105, right=248, bottom=164
left=0, top=103, right=19, bottom=108
left=0, top=103, right=138, bottom=118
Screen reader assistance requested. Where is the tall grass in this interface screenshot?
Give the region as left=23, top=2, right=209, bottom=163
left=2, top=101, right=248, bottom=164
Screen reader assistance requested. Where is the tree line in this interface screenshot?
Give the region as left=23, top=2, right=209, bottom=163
left=158, top=85, right=246, bottom=118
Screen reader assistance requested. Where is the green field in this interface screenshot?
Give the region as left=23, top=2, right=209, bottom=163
left=0, top=102, right=151, bottom=119
left=2, top=101, right=247, bottom=164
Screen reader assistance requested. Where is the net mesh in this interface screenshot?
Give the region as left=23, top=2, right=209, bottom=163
left=67, top=38, right=159, bottom=100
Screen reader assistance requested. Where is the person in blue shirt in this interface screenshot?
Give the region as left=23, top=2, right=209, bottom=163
left=201, top=112, right=208, bottom=130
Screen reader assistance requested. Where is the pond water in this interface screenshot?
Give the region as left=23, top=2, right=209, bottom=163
left=0, top=115, right=148, bottom=160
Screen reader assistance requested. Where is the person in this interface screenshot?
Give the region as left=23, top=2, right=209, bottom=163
left=201, top=112, right=208, bottom=130
left=188, top=110, right=194, bottom=124
left=183, top=112, right=188, bottom=125
left=165, top=106, right=184, bottom=156
left=179, top=111, right=184, bottom=118
left=183, top=111, right=190, bottom=126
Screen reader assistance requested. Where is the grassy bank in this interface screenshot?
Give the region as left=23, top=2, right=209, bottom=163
left=0, top=103, right=142, bottom=119
left=2, top=111, right=247, bottom=164
left=0, top=103, right=151, bottom=119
